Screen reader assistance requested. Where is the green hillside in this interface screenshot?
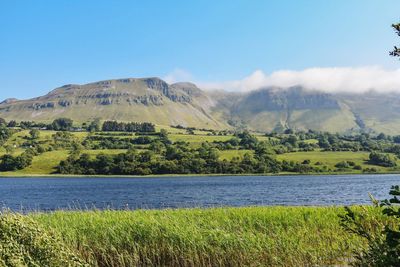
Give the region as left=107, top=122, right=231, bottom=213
left=0, top=78, right=228, bottom=129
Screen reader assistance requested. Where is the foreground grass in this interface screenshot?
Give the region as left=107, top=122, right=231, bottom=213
left=25, top=206, right=373, bottom=267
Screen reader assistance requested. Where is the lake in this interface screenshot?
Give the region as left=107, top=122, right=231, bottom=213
left=1, top=174, right=399, bottom=211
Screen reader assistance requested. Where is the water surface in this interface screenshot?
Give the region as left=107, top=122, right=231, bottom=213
left=0, top=174, right=399, bottom=211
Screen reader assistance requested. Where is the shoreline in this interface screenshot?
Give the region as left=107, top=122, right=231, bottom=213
left=0, top=171, right=399, bottom=178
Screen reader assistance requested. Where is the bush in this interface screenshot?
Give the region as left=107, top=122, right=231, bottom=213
left=363, top=167, right=378, bottom=173
left=341, top=185, right=400, bottom=266
left=335, top=161, right=350, bottom=168
left=369, top=152, right=397, bottom=167
left=353, top=165, right=362, bottom=170
left=0, top=151, right=33, bottom=171
left=0, top=212, right=86, bottom=266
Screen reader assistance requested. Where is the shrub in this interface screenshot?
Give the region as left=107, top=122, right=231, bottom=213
left=0, top=151, right=33, bottom=171
left=353, top=165, right=362, bottom=170
left=335, top=161, right=350, bottom=169
left=369, top=152, right=397, bottom=167
left=363, top=167, right=378, bottom=173
left=0, top=212, right=86, bottom=266
left=341, top=185, right=400, bottom=266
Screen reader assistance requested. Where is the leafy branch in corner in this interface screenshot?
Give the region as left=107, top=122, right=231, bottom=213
left=390, top=23, right=400, bottom=58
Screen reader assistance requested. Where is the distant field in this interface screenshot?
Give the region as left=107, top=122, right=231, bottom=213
left=277, top=151, right=395, bottom=172
left=168, top=133, right=232, bottom=147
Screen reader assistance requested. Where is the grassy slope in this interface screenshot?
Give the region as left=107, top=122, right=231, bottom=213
left=277, top=151, right=400, bottom=172
left=32, top=206, right=367, bottom=266
left=169, top=133, right=232, bottom=147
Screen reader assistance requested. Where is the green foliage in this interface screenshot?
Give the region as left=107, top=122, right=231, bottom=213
left=29, top=129, right=40, bottom=139
left=341, top=186, right=400, bottom=267
left=51, top=118, right=73, bottom=131
left=102, top=121, right=155, bottom=132
left=57, top=139, right=282, bottom=175
left=7, top=120, right=17, bottom=128
left=0, top=150, right=34, bottom=171
left=0, top=212, right=86, bottom=267
left=335, top=161, right=356, bottom=169
left=236, top=130, right=259, bottom=149
left=86, top=118, right=101, bottom=132
left=51, top=131, right=76, bottom=149
left=390, top=23, right=400, bottom=58
left=369, top=152, right=397, bottom=167
left=4, top=126, right=400, bottom=175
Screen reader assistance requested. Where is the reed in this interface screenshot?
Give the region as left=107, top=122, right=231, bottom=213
left=29, top=206, right=374, bottom=267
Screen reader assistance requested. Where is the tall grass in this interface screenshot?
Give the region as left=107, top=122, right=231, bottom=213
left=31, top=206, right=372, bottom=267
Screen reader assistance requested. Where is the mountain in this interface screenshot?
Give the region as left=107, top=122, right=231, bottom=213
left=2, top=77, right=400, bottom=134
left=210, top=86, right=400, bottom=134
left=0, top=78, right=227, bottom=129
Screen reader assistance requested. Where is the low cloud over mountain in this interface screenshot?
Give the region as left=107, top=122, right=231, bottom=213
left=178, top=66, right=400, bottom=93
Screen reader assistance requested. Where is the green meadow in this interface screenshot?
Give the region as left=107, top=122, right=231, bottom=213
left=276, top=151, right=397, bottom=172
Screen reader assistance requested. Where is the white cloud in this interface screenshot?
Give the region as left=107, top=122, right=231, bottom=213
left=163, top=68, right=194, bottom=84
left=197, top=66, right=400, bottom=93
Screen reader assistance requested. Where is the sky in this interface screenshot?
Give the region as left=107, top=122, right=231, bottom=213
left=1, top=0, right=400, bottom=100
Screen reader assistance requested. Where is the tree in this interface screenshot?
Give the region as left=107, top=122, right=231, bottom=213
left=369, top=152, right=397, bottom=167
left=70, top=141, right=83, bottom=158
left=7, top=120, right=17, bottom=127
left=51, top=118, right=73, bottom=131
left=390, top=23, right=400, bottom=58
left=29, top=129, right=40, bottom=139
left=87, top=118, right=101, bottom=132
left=159, top=129, right=170, bottom=144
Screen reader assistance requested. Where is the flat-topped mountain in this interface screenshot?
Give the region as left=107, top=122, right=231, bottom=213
left=0, top=77, right=225, bottom=129
left=2, top=77, right=400, bottom=134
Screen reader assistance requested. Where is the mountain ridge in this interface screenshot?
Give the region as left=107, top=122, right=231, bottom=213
left=2, top=77, right=400, bottom=134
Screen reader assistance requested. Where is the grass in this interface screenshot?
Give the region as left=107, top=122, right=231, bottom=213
left=7, top=150, right=70, bottom=175
left=276, top=151, right=397, bottom=172
left=29, top=206, right=368, bottom=267
left=0, top=149, right=128, bottom=175
left=168, top=133, right=232, bottom=147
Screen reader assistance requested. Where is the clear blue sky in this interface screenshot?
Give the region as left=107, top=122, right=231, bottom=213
left=1, top=0, right=399, bottom=100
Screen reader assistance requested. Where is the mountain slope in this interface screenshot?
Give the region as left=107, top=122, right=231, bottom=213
left=0, top=78, right=227, bottom=129
left=210, top=86, right=400, bottom=134
left=3, top=78, right=400, bottom=134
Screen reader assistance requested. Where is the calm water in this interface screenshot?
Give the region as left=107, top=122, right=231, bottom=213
left=0, top=174, right=399, bottom=211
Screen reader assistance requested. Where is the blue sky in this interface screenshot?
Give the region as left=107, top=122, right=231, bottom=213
left=1, top=0, right=400, bottom=99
